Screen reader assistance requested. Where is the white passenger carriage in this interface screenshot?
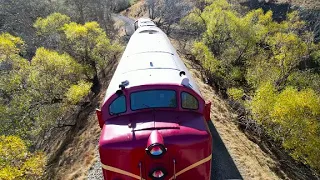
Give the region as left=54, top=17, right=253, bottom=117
left=133, top=18, right=156, bottom=30
left=104, top=18, right=201, bottom=103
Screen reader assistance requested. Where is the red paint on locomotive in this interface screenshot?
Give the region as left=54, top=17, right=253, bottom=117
left=96, top=18, right=212, bottom=180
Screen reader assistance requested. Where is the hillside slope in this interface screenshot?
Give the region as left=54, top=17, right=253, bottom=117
left=49, top=1, right=319, bottom=179
left=184, top=55, right=280, bottom=180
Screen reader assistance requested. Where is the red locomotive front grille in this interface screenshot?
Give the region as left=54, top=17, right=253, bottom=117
left=98, top=111, right=212, bottom=180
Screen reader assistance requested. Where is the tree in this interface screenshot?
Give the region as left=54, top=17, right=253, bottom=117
left=184, top=0, right=319, bottom=89
left=63, top=0, right=129, bottom=33
left=0, top=135, right=45, bottom=180
left=145, top=0, right=191, bottom=35
left=250, top=82, right=277, bottom=126
left=251, top=84, right=320, bottom=171
left=0, top=33, right=91, bottom=141
left=65, top=0, right=89, bottom=24
left=0, top=0, right=52, bottom=58
left=34, top=13, right=123, bottom=93
left=34, top=13, right=71, bottom=51
left=183, top=0, right=320, bottom=173
left=1, top=12, right=123, bottom=141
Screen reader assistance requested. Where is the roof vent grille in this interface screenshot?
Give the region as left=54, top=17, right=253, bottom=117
left=139, top=29, right=159, bottom=34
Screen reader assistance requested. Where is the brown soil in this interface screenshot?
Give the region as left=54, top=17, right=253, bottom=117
left=42, top=91, right=103, bottom=180
left=53, top=112, right=101, bottom=180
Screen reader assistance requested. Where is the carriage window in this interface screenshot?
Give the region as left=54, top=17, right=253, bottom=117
left=109, top=95, right=126, bottom=115
left=131, top=90, right=176, bottom=110
left=181, top=92, right=199, bottom=110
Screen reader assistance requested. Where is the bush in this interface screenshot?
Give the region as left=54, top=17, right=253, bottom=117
left=184, top=0, right=320, bottom=173
left=0, top=136, right=45, bottom=180
left=251, top=85, right=320, bottom=170
left=66, top=80, right=92, bottom=104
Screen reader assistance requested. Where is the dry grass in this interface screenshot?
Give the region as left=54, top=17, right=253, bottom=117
left=47, top=88, right=107, bottom=180
left=54, top=112, right=101, bottom=180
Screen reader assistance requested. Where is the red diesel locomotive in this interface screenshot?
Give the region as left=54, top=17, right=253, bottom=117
left=96, top=18, right=212, bottom=180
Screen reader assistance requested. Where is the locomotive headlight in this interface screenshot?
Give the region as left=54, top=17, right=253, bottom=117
left=146, top=130, right=167, bottom=157
left=149, top=168, right=167, bottom=179
left=146, top=143, right=167, bottom=157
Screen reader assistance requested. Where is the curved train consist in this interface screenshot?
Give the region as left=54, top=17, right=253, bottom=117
left=96, top=18, right=213, bottom=180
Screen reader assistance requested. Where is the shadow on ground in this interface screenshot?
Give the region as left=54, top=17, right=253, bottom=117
left=208, top=120, right=243, bottom=180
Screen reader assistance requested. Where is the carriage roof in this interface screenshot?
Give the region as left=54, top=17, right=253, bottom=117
left=104, top=24, right=201, bottom=102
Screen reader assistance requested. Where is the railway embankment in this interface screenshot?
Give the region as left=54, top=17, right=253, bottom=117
left=51, top=1, right=320, bottom=179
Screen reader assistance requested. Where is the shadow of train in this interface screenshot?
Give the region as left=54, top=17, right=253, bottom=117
left=208, top=120, right=243, bottom=180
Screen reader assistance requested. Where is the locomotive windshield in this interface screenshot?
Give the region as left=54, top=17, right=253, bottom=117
left=109, top=95, right=126, bottom=115
left=130, top=90, right=176, bottom=110
left=181, top=92, right=199, bottom=110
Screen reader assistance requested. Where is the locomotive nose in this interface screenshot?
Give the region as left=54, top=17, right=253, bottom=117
left=143, top=128, right=212, bottom=180
left=99, top=119, right=212, bottom=180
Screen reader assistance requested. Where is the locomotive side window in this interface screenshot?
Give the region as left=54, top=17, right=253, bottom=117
left=109, top=95, right=126, bottom=115
left=181, top=92, right=199, bottom=110
left=131, top=90, right=176, bottom=110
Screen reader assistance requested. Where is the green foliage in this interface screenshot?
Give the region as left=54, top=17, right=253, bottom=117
left=0, top=33, right=25, bottom=71
left=267, top=32, right=308, bottom=76
left=251, top=82, right=277, bottom=124
left=0, top=33, right=24, bottom=59
left=287, top=71, right=320, bottom=93
left=184, top=0, right=320, bottom=172
left=0, top=3, right=123, bottom=179
left=66, top=80, right=92, bottom=104
left=227, top=88, right=244, bottom=101
left=34, top=14, right=123, bottom=77
left=185, top=0, right=319, bottom=88
left=0, top=0, right=51, bottom=59
left=1, top=12, right=122, bottom=146
left=34, top=13, right=71, bottom=35
left=63, top=21, right=113, bottom=64
left=0, top=33, right=92, bottom=140
left=180, top=8, right=206, bottom=34
left=192, top=42, right=220, bottom=74
left=31, top=47, right=83, bottom=77
left=251, top=85, right=320, bottom=170
left=0, top=136, right=45, bottom=180
left=129, top=0, right=139, bottom=5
